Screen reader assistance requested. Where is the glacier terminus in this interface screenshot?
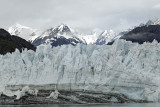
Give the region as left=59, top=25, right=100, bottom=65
left=0, top=39, right=160, bottom=104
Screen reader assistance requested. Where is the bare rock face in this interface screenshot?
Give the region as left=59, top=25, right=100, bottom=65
left=0, top=29, right=36, bottom=55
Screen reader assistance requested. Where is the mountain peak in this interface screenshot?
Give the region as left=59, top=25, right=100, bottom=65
left=56, top=24, right=71, bottom=33
left=146, top=18, right=160, bottom=26
left=58, top=24, right=67, bottom=28
left=8, top=23, right=35, bottom=40
left=96, top=29, right=118, bottom=45
left=15, top=23, right=31, bottom=29
left=154, top=18, right=160, bottom=24
left=100, top=30, right=116, bottom=37
left=8, top=23, right=33, bottom=31
left=146, top=20, right=154, bottom=26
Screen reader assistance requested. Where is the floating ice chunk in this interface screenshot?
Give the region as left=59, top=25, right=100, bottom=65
left=0, top=85, right=16, bottom=97
left=15, top=90, right=22, bottom=100
left=0, top=85, right=38, bottom=100
left=33, top=89, right=39, bottom=96
left=47, top=89, right=59, bottom=99
left=111, top=97, right=118, bottom=102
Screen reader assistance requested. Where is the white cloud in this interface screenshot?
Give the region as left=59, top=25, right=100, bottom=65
left=0, top=0, right=160, bottom=32
left=153, top=4, right=160, bottom=9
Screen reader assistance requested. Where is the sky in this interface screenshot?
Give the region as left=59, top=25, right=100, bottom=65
left=0, top=0, right=160, bottom=33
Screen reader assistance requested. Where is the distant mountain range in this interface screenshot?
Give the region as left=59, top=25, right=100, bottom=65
left=1, top=18, right=160, bottom=55
left=8, top=24, right=119, bottom=47
left=7, top=18, right=160, bottom=47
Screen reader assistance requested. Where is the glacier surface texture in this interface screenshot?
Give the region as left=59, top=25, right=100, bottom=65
left=0, top=40, right=160, bottom=102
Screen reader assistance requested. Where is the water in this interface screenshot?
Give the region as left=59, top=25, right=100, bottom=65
left=0, top=103, right=160, bottom=107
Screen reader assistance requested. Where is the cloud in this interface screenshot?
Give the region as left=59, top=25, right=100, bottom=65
left=153, top=4, right=160, bottom=9
left=0, top=0, right=160, bottom=33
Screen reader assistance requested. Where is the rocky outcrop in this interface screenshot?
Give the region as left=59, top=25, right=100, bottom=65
left=0, top=29, right=36, bottom=55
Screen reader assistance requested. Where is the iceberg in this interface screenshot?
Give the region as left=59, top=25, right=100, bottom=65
left=46, top=89, right=59, bottom=99
left=0, top=39, right=160, bottom=102
left=0, top=85, right=38, bottom=100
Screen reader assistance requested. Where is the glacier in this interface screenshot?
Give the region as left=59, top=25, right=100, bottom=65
left=0, top=39, right=160, bottom=102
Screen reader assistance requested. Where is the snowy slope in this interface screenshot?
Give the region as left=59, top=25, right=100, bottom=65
left=80, top=29, right=102, bottom=44
left=76, top=29, right=120, bottom=45
left=78, top=29, right=119, bottom=45
left=0, top=40, right=160, bottom=102
left=80, top=33, right=99, bottom=44
left=8, top=23, right=35, bottom=40
left=95, top=30, right=118, bottom=45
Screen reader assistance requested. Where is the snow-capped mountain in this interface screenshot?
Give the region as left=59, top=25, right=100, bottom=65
left=137, top=18, right=160, bottom=27
left=118, top=18, right=160, bottom=37
left=95, top=30, right=118, bottom=45
left=8, top=23, right=35, bottom=40
left=146, top=18, right=160, bottom=26
left=78, top=29, right=119, bottom=45
left=30, top=24, right=85, bottom=46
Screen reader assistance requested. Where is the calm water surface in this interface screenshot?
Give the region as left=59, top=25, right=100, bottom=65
left=0, top=103, right=160, bottom=107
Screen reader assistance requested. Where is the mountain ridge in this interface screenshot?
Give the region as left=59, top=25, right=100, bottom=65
left=8, top=18, right=160, bottom=46
left=8, top=23, right=118, bottom=46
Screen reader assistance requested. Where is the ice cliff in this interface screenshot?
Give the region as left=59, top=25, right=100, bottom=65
left=0, top=39, right=160, bottom=102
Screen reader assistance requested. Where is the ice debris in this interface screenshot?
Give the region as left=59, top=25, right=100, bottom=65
left=46, top=89, right=59, bottom=99
left=0, top=85, right=38, bottom=100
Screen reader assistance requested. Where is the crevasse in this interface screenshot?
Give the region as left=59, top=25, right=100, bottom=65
left=0, top=39, right=160, bottom=102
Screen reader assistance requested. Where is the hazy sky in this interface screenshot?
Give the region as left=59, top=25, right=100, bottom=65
left=0, top=0, right=160, bottom=33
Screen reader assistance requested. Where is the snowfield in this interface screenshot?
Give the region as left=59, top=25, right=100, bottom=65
left=0, top=40, right=160, bottom=102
